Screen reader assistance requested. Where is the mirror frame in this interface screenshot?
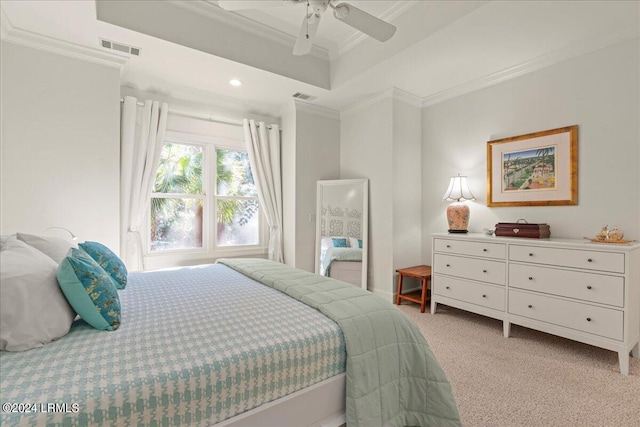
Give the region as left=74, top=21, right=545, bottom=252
left=315, top=179, right=369, bottom=290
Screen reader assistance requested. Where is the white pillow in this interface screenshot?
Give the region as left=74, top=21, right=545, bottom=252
left=349, top=237, right=361, bottom=248
left=16, top=232, right=77, bottom=264
left=0, top=236, right=76, bottom=351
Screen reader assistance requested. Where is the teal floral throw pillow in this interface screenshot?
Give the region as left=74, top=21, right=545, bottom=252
left=79, top=241, right=127, bottom=289
left=57, top=248, right=121, bottom=331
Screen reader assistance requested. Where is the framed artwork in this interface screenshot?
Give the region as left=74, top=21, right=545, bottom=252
left=487, top=125, right=578, bottom=207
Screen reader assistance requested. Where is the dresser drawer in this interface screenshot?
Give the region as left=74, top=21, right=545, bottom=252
left=434, top=275, right=505, bottom=311
left=509, top=264, right=624, bottom=307
left=434, top=239, right=506, bottom=260
left=509, top=245, right=625, bottom=273
left=508, top=290, right=623, bottom=341
left=434, top=254, right=506, bottom=285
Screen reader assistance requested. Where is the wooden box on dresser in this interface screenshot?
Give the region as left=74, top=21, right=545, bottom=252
left=431, top=233, right=640, bottom=375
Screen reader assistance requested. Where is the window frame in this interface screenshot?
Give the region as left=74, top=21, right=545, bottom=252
left=144, top=131, right=266, bottom=267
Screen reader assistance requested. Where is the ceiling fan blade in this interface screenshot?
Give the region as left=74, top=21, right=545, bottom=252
left=218, top=1, right=300, bottom=11
left=293, top=13, right=321, bottom=56
left=332, top=2, right=396, bottom=42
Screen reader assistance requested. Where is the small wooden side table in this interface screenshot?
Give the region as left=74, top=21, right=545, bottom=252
left=395, top=265, right=432, bottom=313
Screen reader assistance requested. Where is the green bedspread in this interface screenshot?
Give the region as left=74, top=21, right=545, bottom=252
left=218, top=258, right=461, bottom=427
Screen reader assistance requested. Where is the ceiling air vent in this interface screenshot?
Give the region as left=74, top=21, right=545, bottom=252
left=100, top=38, right=141, bottom=56
left=292, top=92, right=317, bottom=102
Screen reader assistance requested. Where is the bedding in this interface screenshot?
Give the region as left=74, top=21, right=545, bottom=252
left=0, top=263, right=346, bottom=426
left=219, top=258, right=461, bottom=427
left=16, top=232, right=77, bottom=264
left=0, top=236, right=75, bottom=351
left=78, top=241, right=128, bottom=289
left=321, top=246, right=362, bottom=277
left=56, top=248, right=122, bottom=331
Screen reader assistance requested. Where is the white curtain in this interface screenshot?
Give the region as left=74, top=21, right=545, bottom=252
left=120, top=96, right=168, bottom=271
left=243, top=119, right=284, bottom=263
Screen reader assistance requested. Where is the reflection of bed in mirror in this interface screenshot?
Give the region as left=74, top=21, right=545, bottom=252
left=315, top=179, right=368, bottom=289
left=319, top=238, right=363, bottom=287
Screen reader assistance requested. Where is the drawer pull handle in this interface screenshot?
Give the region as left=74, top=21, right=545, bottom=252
left=587, top=258, right=593, bottom=263
left=586, top=317, right=592, bottom=322
left=528, top=305, right=533, bottom=309
left=483, top=249, right=488, bottom=252
left=529, top=253, right=534, bottom=257
left=482, top=270, right=487, bottom=273
left=445, top=286, right=450, bottom=290
left=446, top=264, right=451, bottom=267
left=446, top=245, right=451, bottom=248
left=482, top=294, right=487, bottom=298
left=528, top=276, right=533, bottom=281
left=587, top=285, right=592, bottom=290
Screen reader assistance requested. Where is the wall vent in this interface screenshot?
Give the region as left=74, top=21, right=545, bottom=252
left=292, top=92, right=317, bottom=101
left=100, top=38, right=141, bottom=56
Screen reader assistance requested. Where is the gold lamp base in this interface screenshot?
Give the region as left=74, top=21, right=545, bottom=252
left=447, top=202, right=470, bottom=233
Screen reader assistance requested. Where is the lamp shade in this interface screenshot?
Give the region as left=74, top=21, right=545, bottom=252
left=443, top=174, right=474, bottom=233
left=442, top=174, right=475, bottom=202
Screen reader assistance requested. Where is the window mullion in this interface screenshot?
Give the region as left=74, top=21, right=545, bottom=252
left=215, top=195, right=258, bottom=201
left=151, top=193, right=203, bottom=199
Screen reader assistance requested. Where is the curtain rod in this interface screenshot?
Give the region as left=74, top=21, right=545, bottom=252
left=120, top=97, right=244, bottom=127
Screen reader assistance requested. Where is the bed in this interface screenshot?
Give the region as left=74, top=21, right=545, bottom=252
left=320, top=246, right=363, bottom=287
left=0, top=257, right=460, bottom=427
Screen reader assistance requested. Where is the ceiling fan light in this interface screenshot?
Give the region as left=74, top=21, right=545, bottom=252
left=333, top=4, right=349, bottom=19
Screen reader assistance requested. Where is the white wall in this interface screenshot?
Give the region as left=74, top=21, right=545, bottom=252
left=281, top=101, right=341, bottom=272
left=1, top=42, right=121, bottom=251
left=322, top=183, right=363, bottom=210
left=392, top=99, right=423, bottom=290
left=294, top=107, right=341, bottom=272
left=281, top=106, right=297, bottom=267
left=421, top=38, right=640, bottom=260
left=341, top=94, right=422, bottom=299
left=341, top=98, right=394, bottom=296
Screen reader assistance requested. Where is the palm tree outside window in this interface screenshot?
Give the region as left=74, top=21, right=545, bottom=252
left=150, top=141, right=260, bottom=252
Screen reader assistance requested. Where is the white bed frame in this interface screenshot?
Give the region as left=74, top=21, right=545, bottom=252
left=328, top=262, right=362, bottom=288
left=217, top=373, right=346, bottom=427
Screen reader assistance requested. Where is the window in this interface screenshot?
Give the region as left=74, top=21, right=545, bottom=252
left=215, top=148, right=260, bottom=246
left=149, top=135, right=262, bottom=257
left=151, top=143, right=204, bottom=251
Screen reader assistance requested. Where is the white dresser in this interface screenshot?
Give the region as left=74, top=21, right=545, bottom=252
left=431, top=233, right=640, bottom=374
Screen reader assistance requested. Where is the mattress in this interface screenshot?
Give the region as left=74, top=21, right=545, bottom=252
left=0, top=264, right=346, bottom=426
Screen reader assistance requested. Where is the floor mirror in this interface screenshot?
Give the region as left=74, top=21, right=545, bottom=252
left=315, top=179, right=369, bottom=289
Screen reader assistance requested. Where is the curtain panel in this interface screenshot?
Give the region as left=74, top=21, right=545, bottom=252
left=243, top=119, right=284, bottom=263
left=120, top=97, right=168, bottom=271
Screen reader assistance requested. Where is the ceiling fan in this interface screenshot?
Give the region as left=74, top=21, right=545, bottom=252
left=217, top=0, right=397, bottom=56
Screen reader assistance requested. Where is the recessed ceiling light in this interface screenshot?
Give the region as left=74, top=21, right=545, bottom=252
left=229, top=79, right=242, bottom=87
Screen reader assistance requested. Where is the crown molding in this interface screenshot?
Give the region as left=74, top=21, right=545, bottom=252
left=294, top=99, right=340, bottom=120
left=391, top=87, right=422, bottom=108
left=338, top=1, right=417, bottom=57
left=340, top=87, right=421, bottom=119
left=0, top=10, right=128, bottom=70
left=422, top=22, right=640, bottom=108
left=170, top=0, right=329, bottom=62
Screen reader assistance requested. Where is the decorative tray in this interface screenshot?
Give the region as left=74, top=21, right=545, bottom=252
left=583, top=237, right=636, bottom=244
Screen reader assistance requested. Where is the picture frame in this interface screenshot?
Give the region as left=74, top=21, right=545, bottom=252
left=487, top=125, right=578, bottom=207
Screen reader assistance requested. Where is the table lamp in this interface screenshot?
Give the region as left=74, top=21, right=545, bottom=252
left=442, top=174, right=475, bottom=233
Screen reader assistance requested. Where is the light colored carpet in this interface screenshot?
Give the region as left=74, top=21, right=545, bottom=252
left=399, top=304, right=640, bottom=427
